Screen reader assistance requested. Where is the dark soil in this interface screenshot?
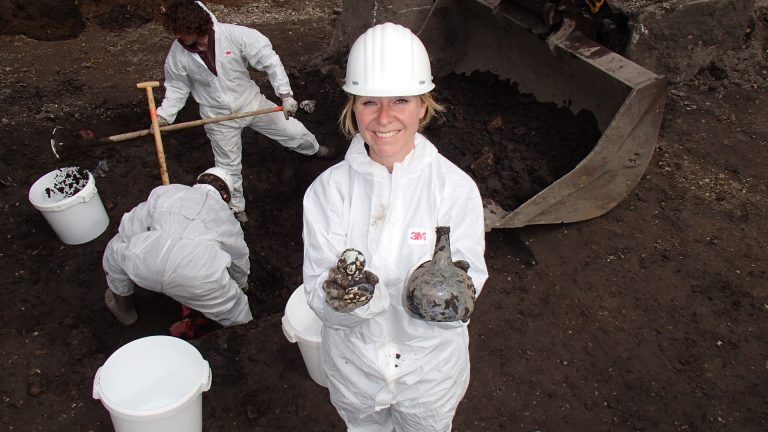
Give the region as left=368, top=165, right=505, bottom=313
left=43, top=166, right=90, bottom=199
left=1, top=1, right=767, bottom=431
left=430, top=72, right=600, bottom=211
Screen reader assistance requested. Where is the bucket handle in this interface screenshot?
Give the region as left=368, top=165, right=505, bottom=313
left=92, top=367, right=102, bottom=400
left=76, top=183, right=98, bottom=203
left=201, top=361, right=212, bottom=392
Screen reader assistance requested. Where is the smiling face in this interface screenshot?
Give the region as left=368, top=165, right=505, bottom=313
left=353, top=95, right=427, bottom=172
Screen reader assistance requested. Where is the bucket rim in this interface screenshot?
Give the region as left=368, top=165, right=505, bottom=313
left=93, top=336, right=211, bottom=418
left=28, top=167, right=98, bottom=212
left=283, top=286, right=322, bottom=343
left=282, top=314, right=322, bottom=344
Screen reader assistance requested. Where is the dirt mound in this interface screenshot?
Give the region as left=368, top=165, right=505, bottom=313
left=95, top=4, right=153, bottom=31
left=431, top=71, right=599, bottom=211
left=0, top=0, right=84, bottom=40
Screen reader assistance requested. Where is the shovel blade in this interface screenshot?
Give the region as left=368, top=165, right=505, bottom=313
left=50, top=127, right=96, bottom=160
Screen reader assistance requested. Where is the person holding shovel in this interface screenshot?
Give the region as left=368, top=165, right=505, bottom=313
left=155, top=0, right=331, bottom=223
left=102, top=167, right=252, bottom=335
left=301, top=23, right=488, bottom=431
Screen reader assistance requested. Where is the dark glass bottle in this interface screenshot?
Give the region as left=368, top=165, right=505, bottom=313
left=404, top=226, right=476, bottom=322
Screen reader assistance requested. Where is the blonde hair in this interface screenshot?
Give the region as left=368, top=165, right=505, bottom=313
left=338, top=93, right=445, bottom=138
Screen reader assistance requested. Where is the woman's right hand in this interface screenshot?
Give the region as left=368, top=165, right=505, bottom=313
left=322, top=266, right=378, bottom=312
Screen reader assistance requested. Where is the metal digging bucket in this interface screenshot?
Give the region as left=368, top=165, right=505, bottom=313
left=331, top=0, right=667, bottom=230
left=462, top=3, right=668, bottom=229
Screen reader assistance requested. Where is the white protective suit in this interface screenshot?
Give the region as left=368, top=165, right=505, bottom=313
left=103, top=183, right=252, bottom=326
left=156, top=2, right=319, bottom=213
left=302, top=133, right=488, bottom=431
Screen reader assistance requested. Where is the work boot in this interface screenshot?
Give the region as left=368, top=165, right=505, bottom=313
left=104, top=289, right=138, bottom=326
left=234, top=211, right=249, bottom=223
left=314, top=145, right=334, bottom=159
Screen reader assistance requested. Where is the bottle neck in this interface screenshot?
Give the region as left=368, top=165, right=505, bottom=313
left=433, top=226, right=452, bottom=266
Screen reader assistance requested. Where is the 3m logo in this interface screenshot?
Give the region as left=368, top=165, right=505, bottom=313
left=410, top=231, right=426, bottom=241
left=408, top=229, right=428, bottom=244
left=224, top=50, right=233, bottom=56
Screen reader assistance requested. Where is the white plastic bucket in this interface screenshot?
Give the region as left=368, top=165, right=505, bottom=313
left=282, top=285, right=328, bottom=387
left=93, top=336, right=212, bottom=432
left=28, top=167, right=109, bottom=245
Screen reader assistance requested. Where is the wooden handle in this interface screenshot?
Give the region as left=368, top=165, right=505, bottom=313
left=137, top=81, right=160, bottom=89
left=99, top=106, right=284, bottom=143
left=142, top=85, right=170, bottom=185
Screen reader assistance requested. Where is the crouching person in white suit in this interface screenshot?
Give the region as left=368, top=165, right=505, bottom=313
left=102, top=167, right=252, bottom=330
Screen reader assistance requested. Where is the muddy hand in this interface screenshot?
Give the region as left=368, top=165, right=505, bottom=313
left=363, top=269, right=379, bottom=285
left=323, top=266, right=376, bottom=312
left=453, top=260, right=470, bottom=272
left=452, top=260, right=476, bottom=298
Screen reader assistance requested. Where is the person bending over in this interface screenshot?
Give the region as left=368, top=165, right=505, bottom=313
left=103, top=167, right=252, bottom=331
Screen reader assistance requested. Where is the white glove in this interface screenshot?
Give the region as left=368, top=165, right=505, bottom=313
left=282, top=97, right=298, bottom=120
left=150, top=115, right=169, bottom=131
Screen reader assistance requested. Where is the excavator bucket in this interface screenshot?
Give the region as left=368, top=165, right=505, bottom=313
left=462, top=2, right=668, bottom=229
left=330, top=0, right=667, bottom=229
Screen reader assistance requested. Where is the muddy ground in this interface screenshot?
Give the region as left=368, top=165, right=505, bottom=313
left=1, top=1, right=767, bottom=431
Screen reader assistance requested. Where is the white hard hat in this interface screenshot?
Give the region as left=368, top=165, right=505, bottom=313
left=342, top=22, right=435, bottom=97
left=197, top=167, right=233, bottom=196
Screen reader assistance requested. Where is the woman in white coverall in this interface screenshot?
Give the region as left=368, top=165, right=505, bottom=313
left=156, top=0, right=330, bottom=223
left=102, top=167, right=252, bottom=328
left=302, top=23, right=488, bottom=431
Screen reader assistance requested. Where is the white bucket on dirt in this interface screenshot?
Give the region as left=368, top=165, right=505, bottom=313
left=92, top=336, right=212, bottom=432
left=282, top=285, right=328, bottom=387
left=28, top=167, right=109, bottom=245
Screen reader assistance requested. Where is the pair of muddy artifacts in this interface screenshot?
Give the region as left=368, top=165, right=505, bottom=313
left=323, top=226, right=476, bottom=322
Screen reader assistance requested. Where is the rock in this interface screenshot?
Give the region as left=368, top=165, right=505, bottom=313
left=485, top=114, right=503, bottom=132
left=27, top=370, right=44, bottom=396
left=471, top=152, right=496, bottom=177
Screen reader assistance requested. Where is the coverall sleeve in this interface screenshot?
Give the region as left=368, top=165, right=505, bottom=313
left=116, top=200, right=152, bottom=240
left=302, top=173, right=389, bottom=329
left=102, top=199, right=152, bottom=293
left=212, top=208, right=250, bottom=289
left=236, top=27, right=293, bottom=98
left=156, top=49, right=192, bottom=124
